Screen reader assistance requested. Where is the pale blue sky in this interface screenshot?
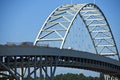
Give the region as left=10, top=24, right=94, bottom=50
left=0, top=0, right=120, bottom=76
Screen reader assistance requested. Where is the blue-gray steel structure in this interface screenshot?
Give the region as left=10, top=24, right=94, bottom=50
left=0, top=3, right=120, bottom=80
left=0, top=46, right=120, bottom=80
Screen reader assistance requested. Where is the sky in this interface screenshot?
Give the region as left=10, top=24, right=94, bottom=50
left=0, top=0, right=120, bottom=77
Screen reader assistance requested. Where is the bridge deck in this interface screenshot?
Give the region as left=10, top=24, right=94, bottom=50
left=0, top=45, right=120, bottom=77
left=0, top=45, right=119, bottom=65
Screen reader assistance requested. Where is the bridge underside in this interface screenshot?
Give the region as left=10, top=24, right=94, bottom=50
left=0, top=46, right=120, bottom=80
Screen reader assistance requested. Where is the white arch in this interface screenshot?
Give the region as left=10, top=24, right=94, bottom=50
left=34, top=3, right=119, bottom=60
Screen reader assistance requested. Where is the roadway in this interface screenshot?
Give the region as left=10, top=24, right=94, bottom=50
left=0, top=45, right=120, bottom=78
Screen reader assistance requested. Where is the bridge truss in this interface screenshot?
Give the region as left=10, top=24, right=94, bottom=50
left=34, top=3, right=119, bottom=59
left=0, top=3, right=120, bottom=80
left=33, top=3, right=120, bottom=80
left=0, top=46, right=120, bottom=80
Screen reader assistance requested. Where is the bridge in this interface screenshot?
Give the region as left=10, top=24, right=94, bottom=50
left=0, top=3, right=120, bottom=80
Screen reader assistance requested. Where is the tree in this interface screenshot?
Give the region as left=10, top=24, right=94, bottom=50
left=30, top=73, right=100, bottom=80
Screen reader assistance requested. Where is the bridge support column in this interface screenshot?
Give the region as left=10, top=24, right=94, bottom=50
left=40, top=56, right=43, bottom=80
left=104, top=75, right=119, bottom=80
left=42, top=56, right=57, bottom=80
left=104, top=75, right=109, bottom=80
left=25, top=56, right=58, bottom=80
left=100, top=73, right=105, bottom=80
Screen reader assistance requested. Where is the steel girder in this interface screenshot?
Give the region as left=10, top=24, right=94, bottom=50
left=1, top=55, right=120, bottom=78
left=0, top=56, right=58, bottom=80
left=0, top=46, right=120, bottom=79
left=34, top=3, right=119, bottom=60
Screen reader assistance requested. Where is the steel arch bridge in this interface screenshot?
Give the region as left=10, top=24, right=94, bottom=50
left=0, top=3, right=120, bottom=80
left=34, top=3, right=119, bottom=59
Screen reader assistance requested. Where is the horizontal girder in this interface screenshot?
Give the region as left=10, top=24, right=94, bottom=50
left=0, top=45, right=120, bottom=78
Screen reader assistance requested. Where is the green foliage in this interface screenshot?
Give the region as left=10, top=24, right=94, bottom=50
left=24, top=73, right=100, bottom=80
left=53, top=73, right=100, bottom=80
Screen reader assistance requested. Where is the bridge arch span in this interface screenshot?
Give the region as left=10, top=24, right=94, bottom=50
left=34, top=3, right=119, bottom=60
left=0, top=3, right=120, bottom=80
